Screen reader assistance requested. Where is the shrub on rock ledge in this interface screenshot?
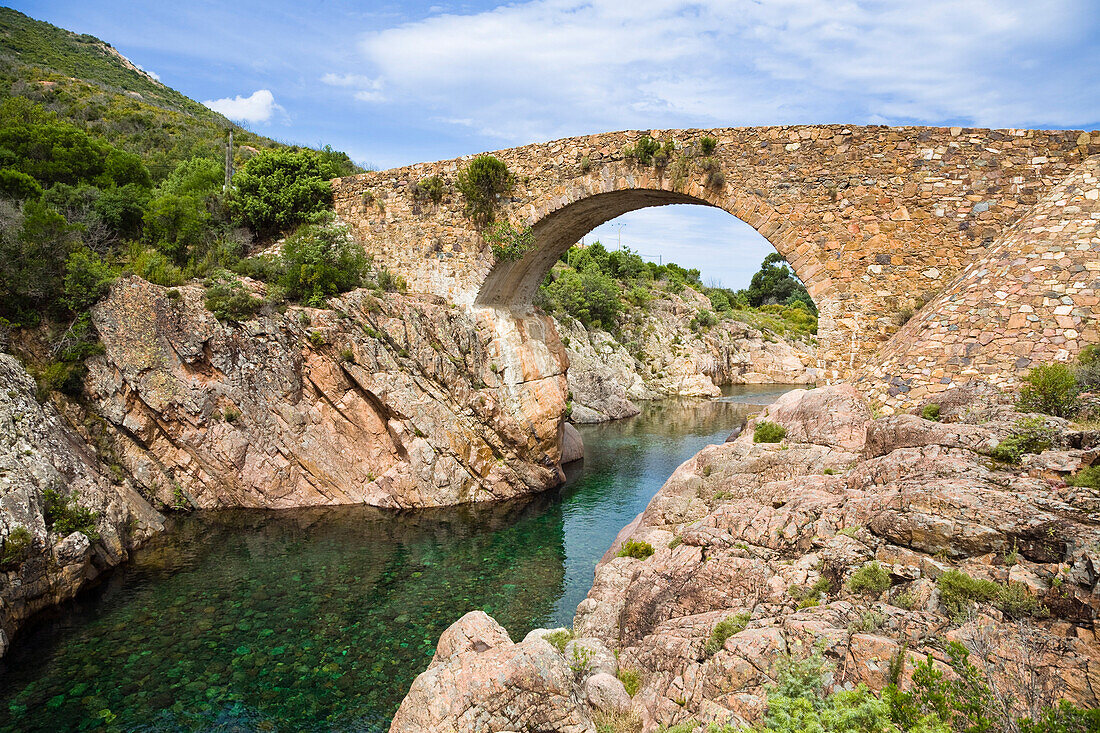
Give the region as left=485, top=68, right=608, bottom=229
left=754, top=420, right=787, bottom=443
left=616, top=539, right=654, bottom=560
left=847, top=561, right=891, bottom=596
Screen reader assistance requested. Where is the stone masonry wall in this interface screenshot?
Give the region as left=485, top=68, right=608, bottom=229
left=857, top=154, right=1100, bottom=410
left=332, top=125, right=1099, bottom=381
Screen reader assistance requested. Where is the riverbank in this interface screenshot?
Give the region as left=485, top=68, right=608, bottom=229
left=391, top=385, right=1100, bottom=732
left=0, top=394, right=782, bottom=732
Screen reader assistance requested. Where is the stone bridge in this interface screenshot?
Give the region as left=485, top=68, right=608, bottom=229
left=332, top=125, right=1099, bottom=386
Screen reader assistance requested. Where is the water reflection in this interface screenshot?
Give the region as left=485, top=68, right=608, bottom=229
left=0, top=392, right=791, bottom=732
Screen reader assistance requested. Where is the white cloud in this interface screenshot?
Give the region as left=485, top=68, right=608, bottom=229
left=327, top=0, right=1097, bottom=143
left=322, top=73, right=385, bottom=102
left=202, top=89, right=284, bottom=123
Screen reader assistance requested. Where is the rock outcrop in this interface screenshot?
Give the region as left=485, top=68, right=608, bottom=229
left=0, top=354, right=163, bottom=657
left=558, top=289, right=817, bottom=423
left=399, top=386, right=1100, bottom=731
left=86, top=277, right=569, bottom=510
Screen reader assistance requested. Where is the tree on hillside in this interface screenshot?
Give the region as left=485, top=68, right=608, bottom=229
left=742, top=252, right=816, bottom=314
left=229, top=149, right=340, bottom=238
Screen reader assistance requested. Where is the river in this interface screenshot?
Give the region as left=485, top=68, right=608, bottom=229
left=0, top=385, right=796, bottom=732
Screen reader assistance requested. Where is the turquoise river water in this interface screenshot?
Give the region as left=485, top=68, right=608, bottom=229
left=0, top=385, right=795, bottom=732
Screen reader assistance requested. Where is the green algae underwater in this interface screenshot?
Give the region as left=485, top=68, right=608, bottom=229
left=0, top=389, right=791, bottom=732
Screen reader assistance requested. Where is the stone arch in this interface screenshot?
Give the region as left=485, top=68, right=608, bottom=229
left=474, top=169, right=831, bottom=310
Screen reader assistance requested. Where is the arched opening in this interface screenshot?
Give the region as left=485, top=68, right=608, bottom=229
left=473, top=187, right=824, bottom=314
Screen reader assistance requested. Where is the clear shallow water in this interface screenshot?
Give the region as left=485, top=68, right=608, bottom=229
left=0, top=389, right=792, bottom=732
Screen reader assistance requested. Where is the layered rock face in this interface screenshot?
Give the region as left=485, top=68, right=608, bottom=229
left=395, top=386, right=1100, bottom=731
left=86, top=277, right=569, bottom=510
left=0, top=354, right=163, bottom=657
left=558, top=288, right=816, bottom=423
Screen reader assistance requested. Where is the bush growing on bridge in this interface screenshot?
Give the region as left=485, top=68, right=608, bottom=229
left=484, top=220, right=534, bottom=261
left=413, top=175, right=444, bottom=204
left=623, top=135, right=661, bottom=165
left=456, top=155, right=512, bottom=226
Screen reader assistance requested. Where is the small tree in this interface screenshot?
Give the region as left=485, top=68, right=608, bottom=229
left=455, top=155, right=512, bottom=226
left=230, top=149, right=339, bottom=238
left=1017, top=363, right=1078, bottom=417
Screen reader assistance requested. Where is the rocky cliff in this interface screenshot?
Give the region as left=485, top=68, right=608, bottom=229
left=0, top=353, right=163, bottom=658
left=558, top=288, right=817, bottom=423
left=391, top=385, right=1100, bottom=732
left=86, top=276, right=569, bottom=510
left=0, top=276, right=571, bottom=656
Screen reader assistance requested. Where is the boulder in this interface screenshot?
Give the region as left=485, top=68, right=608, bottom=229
left=752, top=385, right=872, bottom=451
left=583, top=672, right=632, bottom=714
left=391, top=612, right=595, bottom=733
left=562, top=423, right=585, bottom=464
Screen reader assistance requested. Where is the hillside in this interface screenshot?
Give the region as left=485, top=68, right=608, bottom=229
left=0, top=6, right=282, bottom=180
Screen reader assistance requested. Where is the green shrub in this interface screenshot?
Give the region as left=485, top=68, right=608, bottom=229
left=704, top=611, right=750, bottom=657
left=131, top=247, right=185, bottom=286
left=1019, top=700, right=1100, bottom=732
left=538, top=266, right=621, bottom=331
left=754, top=420, right=787, bottom=443
left=62, top=247, right=115, bottom=312
left=543, top=629, right=573, bottom=653
left=484, top=220, right=534, bottom=261
left=921, top=403, right=941, bottom=422
left=699, top=136, right=718, bottom=156
left=1074, top=345, right=1100, bottom=393
left=617, top=539, right=655, bottom=560
left=229, top=149, right=339, bottom=238
left=0, top=198, right=78, bottom=318
left=847, top=562, right=891, bottom=596
left=624, top=135, right=661, bottom=165
left=690, top=309, right=718, bottom=331
left=413, top=175, right=444, bottom=204
left=617, top=668, right=642, bottom=697
left=1017, top=363, right=1078, bottom=417
left=455, top=155, right=512, bottom=226
left=376, top=269, right=407, bottom=293
left=996, top=581, right=1046, bottom=619
left=936, top=570, right=1000, bottom=620
left=42, top=487, right=99, bottom=540
left=278, top=213, right=367, bottom=306
left=0, top=526, right=33, bottom=568
left=987, top=416, right=1055, bottom=464
left=1068, top=465, right=1100, bottom=488
left=142, top=190, right=212, bottom=263
left=204, top=273, right=262, bottom=322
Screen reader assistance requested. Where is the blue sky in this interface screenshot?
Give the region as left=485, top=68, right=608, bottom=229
left=12, top=0, right=1100, bottom=289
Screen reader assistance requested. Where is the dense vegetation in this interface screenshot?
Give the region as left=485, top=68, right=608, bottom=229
left=0, top=8, right=366, bottom=400
left=658, top=646, right=1098, bottom=733
left=535, top=241, right=817, bottom=339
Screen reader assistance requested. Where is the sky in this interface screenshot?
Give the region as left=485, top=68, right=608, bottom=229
left=12, top=0, right=1100, bottom=289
